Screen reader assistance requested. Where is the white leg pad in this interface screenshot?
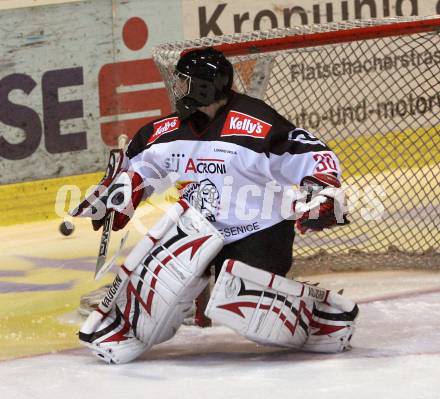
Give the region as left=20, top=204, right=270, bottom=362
left=79, top=204, right=223, bottom=364
left=206, top=260, right=358, bottom=353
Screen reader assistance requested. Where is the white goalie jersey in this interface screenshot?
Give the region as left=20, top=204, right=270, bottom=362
left=126, top=92, right=341, bottom=244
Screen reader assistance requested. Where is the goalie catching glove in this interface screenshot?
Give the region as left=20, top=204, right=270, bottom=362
left=293, top=172, right=349, bottom=234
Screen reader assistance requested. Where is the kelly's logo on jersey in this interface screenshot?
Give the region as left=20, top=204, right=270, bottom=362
left=148, top=117, right=180, bottom=144
left=221, top=111, right=272, bottom=138
left=184, top=158, right=226, bottom=174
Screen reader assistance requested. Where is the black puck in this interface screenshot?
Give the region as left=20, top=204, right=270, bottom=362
left=59, top=221, right=75, bottom=236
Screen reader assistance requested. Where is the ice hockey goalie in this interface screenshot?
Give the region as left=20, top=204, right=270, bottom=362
left=78, top=200, right=358, bottom=364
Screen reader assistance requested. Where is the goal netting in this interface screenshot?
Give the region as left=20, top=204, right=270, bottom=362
left=153, top=16, right=440, bottom=273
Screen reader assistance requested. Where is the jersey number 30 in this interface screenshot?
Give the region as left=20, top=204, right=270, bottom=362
left=313, top=153, right=338, bottom=173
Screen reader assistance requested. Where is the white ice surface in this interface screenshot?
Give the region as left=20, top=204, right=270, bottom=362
left=1, top=271, right=440, bottom=399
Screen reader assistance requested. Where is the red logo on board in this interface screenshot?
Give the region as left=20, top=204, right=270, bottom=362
left=99, top=18, right=172, bottom=147
left=221, top=111, right=272, bottom=138
left=148, top=117, right=180, bottom=144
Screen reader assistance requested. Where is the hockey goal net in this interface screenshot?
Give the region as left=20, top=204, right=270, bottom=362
left=153, top=16, right=440, bottom=273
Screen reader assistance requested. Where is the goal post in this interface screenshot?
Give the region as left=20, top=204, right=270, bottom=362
left=153, top=16, right=440, bottom=273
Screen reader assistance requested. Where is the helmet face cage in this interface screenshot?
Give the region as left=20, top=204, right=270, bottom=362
left=173, top=48, right=233, bottom=120
left=171, top=70, right=192, bottom=101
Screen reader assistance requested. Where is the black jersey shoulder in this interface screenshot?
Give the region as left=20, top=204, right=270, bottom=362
left=221, top=93, right=330, bottom=156
left=212, top=92, right=292, bottom=155
left=230, top=93, right=291, bottom=126
left=126, top=94, right=331, bottom=158
left=126, top=112, right=178, bottom=159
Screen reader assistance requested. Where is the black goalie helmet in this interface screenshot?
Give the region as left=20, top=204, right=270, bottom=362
left=172, top=47, right=233, bottom=120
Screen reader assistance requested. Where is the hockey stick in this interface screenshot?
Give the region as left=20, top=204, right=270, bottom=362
left=94, top=135, right=128, bottom=279
left=95, top=210, right=115, bottom=278
left=95, top=230, right=129, bottom=281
